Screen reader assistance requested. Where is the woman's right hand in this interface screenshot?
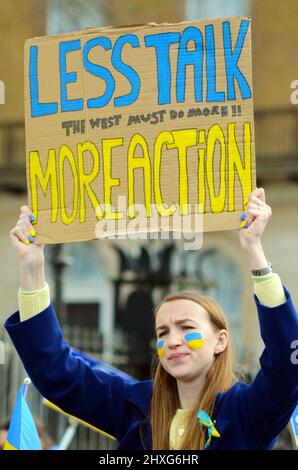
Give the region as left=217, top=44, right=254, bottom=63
left=10, top=206, right=45, bottom=289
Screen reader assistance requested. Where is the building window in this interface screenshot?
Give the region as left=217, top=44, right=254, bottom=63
left=185, top=0, right=249, bottom=20
left=46, top=0, right=105, bottom=35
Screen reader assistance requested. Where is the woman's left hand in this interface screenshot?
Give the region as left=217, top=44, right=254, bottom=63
left=239, top=187, right=272, bottom=251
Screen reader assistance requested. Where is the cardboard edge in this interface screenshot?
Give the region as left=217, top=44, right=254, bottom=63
left=24, top=16, right=251, bottom=44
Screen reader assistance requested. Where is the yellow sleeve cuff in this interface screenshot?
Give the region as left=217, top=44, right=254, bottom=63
left=18, top=283, right=50, bottom=322
left=252, top=272, right=286, bottom=308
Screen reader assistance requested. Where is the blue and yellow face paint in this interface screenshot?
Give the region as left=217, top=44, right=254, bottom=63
left=156, top=340, right=165, bottom=359
left=184, top=332, right=204, bottom=350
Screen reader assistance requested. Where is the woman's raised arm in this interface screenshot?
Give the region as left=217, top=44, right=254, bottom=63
left=10, top=205, right=45, bottom=291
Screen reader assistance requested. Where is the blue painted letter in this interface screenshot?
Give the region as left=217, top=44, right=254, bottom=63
left=176, top=26, right=204, bottom=103
left=112, top=34, right=140, bottom=107
left=30, top=45, right=58, bottom=117
left=144, top=32, right=180, bottom=105
left=205, top=24, right=225, bottom=102
left=84, top=37, right=115, bottom=108
left=60, top=40, right=83, bottom=112
left=223, top=20, right=251, bottom=100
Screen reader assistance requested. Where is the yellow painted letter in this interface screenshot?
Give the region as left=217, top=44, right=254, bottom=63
left=154, top=131, right=177, bottom=217
left=127, top=133, right=151, bottom=219
left=169, top=129, right=197, bottom=215
left=102, top=138, right=125, bottom=220
left=77, top=141, right=101, bottom=222
left=206, top=125, right=226, bottom=214
left=228, top=122, right=253, bottom=211
left=29, top=149, right=58, bottom=222
left=59, top=145, right=78, bottom=225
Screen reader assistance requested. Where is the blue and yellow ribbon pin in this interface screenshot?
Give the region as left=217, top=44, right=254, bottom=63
left=197, top=409, right=220, bottom=448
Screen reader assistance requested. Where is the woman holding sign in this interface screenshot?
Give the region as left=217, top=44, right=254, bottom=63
left=5, top=187, right=298, bottom=450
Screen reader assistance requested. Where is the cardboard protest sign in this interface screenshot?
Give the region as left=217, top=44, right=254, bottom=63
left=24, top=17, right=255, bottom=244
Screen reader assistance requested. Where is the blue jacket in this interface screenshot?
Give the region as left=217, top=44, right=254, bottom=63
left=4, top=287, right=298, bottom=450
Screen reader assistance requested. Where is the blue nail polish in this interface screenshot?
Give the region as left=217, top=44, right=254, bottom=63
left=28, top=235, right=34, bottom=243
left=29, top=214, right=35, bottom=222
left=239, top=212, right=246, bottom=221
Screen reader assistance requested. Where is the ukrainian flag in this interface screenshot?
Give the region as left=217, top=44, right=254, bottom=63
left=3, top=379, right=42, bottom=450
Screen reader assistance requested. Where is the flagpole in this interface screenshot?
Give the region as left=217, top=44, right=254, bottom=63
left=58, top=420, right=79, bottom=450
left=23, top=377, right=31, bottom=399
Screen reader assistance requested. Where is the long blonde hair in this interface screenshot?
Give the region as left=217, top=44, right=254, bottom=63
left=150, top=291, right=237, bottom=450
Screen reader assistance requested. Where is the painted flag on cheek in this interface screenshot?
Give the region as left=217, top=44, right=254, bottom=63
left=185, top=332, right=204, bottom=350
left=156, top=340, right=165, bottom=358
left=3, top=378, right=42, bottom=450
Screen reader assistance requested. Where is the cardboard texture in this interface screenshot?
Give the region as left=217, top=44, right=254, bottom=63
left=24, top=17, right=255, bottom=244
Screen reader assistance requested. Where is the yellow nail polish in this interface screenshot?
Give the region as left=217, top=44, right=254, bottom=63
left=30, top=229, right=36, bottom=237
left=24, top=238, right=30, bottom=245
left=240, top=220, right=246, bottom=229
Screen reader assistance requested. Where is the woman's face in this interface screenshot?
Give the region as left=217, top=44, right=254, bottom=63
left=155, top=299, right=227, bottom=382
